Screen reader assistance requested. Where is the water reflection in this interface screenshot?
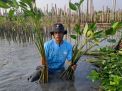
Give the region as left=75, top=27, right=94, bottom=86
left=40, top=79, right=76, bottom=91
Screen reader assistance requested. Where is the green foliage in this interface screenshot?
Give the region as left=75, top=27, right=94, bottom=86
left=105, top=22, right=122, bottom=35
left=69, top=2, right=77, bottom=11
left=65, top=0, right=122, bottom=82
left=69, top=1, right=122, bottom=89
left=79, top=0, right=84, bottom=6
left=0, top=0, right=10, bottom=8
left=94, top=30, right=105, bottom=39
left=87, top=70, right=99, bottom=82
left=70, top=22, right=102, bottom=65
left=74, top=24, right=82, bottom=35
left=99, top=47, right=115, bottom=53
left=83, top=23, right=97, bottom=39
left=112, top=22, right=122, bottom=30
left=10, top=0, right=19, bottom=8
left=0, top=0, right=48, bottom=83
left=72, top=22, right=106, bottom=47
left=74, top=0, right=84, bottom=9
left=83, top=23, right=89, bottom=35
left=69, top=0, right=84, bottom=11
left=0, top=0, right=44, bottom=21
left=88, top=47, right=122, bottom=91
left=8, top=9, right=15, bottom=18
left=70, top=35, right=77, bottom=39
left=107, top=39, right=116, bottom=43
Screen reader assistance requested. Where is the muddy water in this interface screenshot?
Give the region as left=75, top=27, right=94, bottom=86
left=0, top=39, right=99, bottom=91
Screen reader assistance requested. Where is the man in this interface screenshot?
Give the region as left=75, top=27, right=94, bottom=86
left=28, top=23, right=76, bottom=82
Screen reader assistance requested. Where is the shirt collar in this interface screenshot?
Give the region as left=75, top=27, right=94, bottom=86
left=53, top=39, right=64, bottom=47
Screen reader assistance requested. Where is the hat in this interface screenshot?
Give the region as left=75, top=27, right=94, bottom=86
left=50, top=23, right=67, bottom=35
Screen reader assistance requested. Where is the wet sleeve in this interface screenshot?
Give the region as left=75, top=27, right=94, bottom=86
left=67, top=44, right=73, bottom=61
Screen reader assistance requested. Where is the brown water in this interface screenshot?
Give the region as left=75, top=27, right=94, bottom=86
left=0, top=39, right=99, bottom=91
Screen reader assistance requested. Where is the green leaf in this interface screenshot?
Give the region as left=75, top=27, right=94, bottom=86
left=69, top=2, right=77, bottom=11
left=74, top=3, right=80, bottom=8
left=12, top=0, right=19, bottom=8
left=89, top=23, right=97, bottom=31
left=113, top=22, right=122, bottom=30
left=112, top=22, right=119, bottom=29
left=110, top=75, right=121, bottom=85
left=19, top=1, right=28, bottom=11
left=75, top=0, right=84, bottom=8
left=87, top=70, right=99, bottom=82
left=79, top=0, right=84, bottom=5
left=107, top=39, right=116, bottom=43
left=0, top=1, right=10, bottom=8
left=19, top=1, right=27, bottom=7
left=24, top=10, right=34, bottom=17
left=8, top=9, right=15, bottom=18
left=94, top=30, right=105, bottom=38
left=86, top=30, right=94, bottom=38
left=7, top=0, right=19, bottom=8
left=70, top=35, right=77, bottom=39
left=93, top=38, right=100, bottom=45
left=21, top=0, right=32, bottom=5
left=105, top=28, right=116, bottom=35
left=83, top=23, right=88, bottom=35
left=105, top=22, right=122, bottom=36
left=118, top=83, right=122, bottom=91
left=74, top=24, right=81, bottom=35
left=20, top=0, right=32, bottom=9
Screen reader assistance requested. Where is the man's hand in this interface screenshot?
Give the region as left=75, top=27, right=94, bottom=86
left=71, top=64, right=77, bottom=71
left=66, top=61, right=77, bottom=71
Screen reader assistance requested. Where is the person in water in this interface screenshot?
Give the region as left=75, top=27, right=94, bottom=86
left=28, top=23, right=77, bottom=82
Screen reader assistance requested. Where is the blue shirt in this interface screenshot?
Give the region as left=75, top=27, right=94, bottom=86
left=44, top=39, right=72, bottom=73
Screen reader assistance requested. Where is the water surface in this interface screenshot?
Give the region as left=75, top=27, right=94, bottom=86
left=0, top=39, right=99, bottom=91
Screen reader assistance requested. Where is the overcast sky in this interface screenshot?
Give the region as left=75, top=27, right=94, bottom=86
left=36, top=0, right=122, bottom=11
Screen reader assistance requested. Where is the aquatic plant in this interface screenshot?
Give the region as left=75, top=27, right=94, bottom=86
left=60, top=0, right=122, bottom=81
left=0, top=0, right=48, bottom=83
left=88, top=47, right=122, bottom=91
left=60, top=0, right=103, bottom=80
left=87, top=22, right=122, bottom=90
left=20, top=0, right=48, bottom=83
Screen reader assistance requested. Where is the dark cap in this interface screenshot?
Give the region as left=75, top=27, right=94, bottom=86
left=50, top=23, right=67, bottom=35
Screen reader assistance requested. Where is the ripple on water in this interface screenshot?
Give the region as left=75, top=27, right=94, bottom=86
left=0, top=40, right=99, bottom=91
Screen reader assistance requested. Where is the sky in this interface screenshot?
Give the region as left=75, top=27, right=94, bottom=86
left=36, top=0, right=122, bottom=11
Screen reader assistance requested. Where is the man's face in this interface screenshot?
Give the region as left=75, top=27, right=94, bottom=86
left=53, top=32, right=64, bottom=43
